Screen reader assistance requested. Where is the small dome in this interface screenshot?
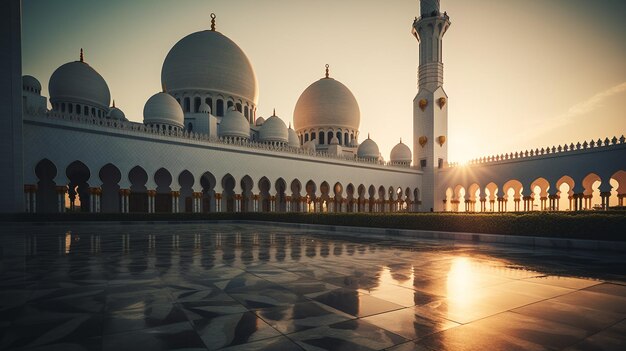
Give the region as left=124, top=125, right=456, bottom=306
left=390, top=139, right=412, bottom=163
left=330, top=135, right=339, bottom=145
left=198, top=102, right=211, bottom=114
left=143, top=92, right=184, bottom=128
left=49, top=59, right=110, bottom=109
left=255, top=116, right=265, bottom=126
left=294, top=74, right=360, bottom=132
left=162, top=30, right=258, bottom=104
left=357, top=135, right=380, bottom=159
left=259, top=114, right=288, bottom=143
left=349, top=138, right=359, bottom=147
left=288, top=125, right=300, bottom=148
left=303, top=140, right=316, bottom=152
left=219, top=106, right=250, bottom=139
left=108, top=107, right=126, bottom=121
left=23, top=75, right=41, bottom=94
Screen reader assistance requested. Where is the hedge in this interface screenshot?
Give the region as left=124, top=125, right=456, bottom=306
left=1, top=211, right=625, bottom=241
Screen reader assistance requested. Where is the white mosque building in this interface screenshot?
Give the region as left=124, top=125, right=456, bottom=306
left=1, top=0, right=625, bottom=214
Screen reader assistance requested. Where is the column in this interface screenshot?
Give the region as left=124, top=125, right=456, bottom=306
left=600, top=192, right=610, bottom=211
left=54, top=186, right=66, bottom=213
left=89, top=187, right=100, bottom=213
left=170, top=191, right=178, bottom=213
left=301, top=198, right=307, bottom=212
left=147, top=190, right=156, bottom=213
left=253, top=195, right=259, bottom=212
left=235, top=194, right=242, bottom=213
left=365, top=200, right=370, bottom=213
left=286, top=196, right=292, bottom=212
left=270, top=196, right=276, bottom=212
left=215, top=193, right=222, bottom=212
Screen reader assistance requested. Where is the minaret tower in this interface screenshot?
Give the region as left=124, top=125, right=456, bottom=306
left=412, top=0, right=451, bottom=211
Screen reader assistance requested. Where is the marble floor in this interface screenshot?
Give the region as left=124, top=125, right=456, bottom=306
left=0, top=222, right=625, bottom=351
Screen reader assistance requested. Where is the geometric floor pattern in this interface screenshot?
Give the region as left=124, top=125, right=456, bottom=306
left=0, top=222, right=625, bottom=351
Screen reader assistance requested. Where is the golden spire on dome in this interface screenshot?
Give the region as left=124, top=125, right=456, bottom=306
left=112, top=99, right=116, bottom=108
left=325, top=64, right=330, bottom=78
left=273, top=108, right=276, bottom=116
left=80, top=48, right=84, bottom=62
left=210, top=13, right=216, bottom=31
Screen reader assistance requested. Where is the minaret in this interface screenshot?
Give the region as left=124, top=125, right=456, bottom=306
left=412, top=0, right=450, bottom=211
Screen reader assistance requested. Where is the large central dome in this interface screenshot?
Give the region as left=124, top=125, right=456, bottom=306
left=161, top=30, right=258, bottom=104
left=293, top=76, right=360, bottom=132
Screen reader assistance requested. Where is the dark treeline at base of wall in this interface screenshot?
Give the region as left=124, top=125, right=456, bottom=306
left=2, top=211, right=625, bottom=241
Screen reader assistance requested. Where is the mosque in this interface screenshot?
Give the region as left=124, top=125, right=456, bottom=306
left=1, top=0, right=625, bottom=214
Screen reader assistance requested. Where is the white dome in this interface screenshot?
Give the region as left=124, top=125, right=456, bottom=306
left=390, top=140, right=412, bottom=163
left=255, top=117, right=265, bottom=126
left=198, top=102, right=211, bottom=114
left=49, top=60, right=110, bottom=109
left=108, top=107, right=126, bottom=121
left=23, top=75, right=41, bottom=94
left=330, top=135, right=340, bottom=145
left=288, top=126, right=300, bottom=148
left=162, top=30, right=258, bottom=104
left=357, top=136, right=380, bottom=159
left=293, top=76, right=360, bottom=131
left=143, top=92, right=184, bottom=128
left=219, top=106, right=250, bottom=139
left=259, top=115, right=288, bottom=143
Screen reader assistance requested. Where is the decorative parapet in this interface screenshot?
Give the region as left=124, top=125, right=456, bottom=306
left=27, top=111, right=418, bottom=170
left=447, top=136, right=626, bottom=168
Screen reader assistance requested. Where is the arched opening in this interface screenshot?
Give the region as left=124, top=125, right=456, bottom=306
left=344, top=132, right=349, bottom=146
left=319, top=132, right=325, bottom=145
left=609, top=170, right=626, bottom=208
left=530, top=177, right=550, bottom=211
left=178, top=170, right=195, bottom=213
left=396, top=187, right=404, bottom=211
left=502, top=179, right=523, bottom=212
left=320, top=181, right=330, bottom=212
left=66, top=161, right=91, bottom=212
left=453, top=185, right=465, bottom=212
left=582, top=173, right=602, bottom=210
left=368, top=185, right=376, bottom=212
left=184, top=97, right=190, bottom=112
left=556, top=175, right=575, bottom=211
left=227, top=100, right=234, bottom=110
left=346, top=184, right=355, bottom=212
left=222, top=174, right=236, bottom=212
left=216, top=99, right=224, bottom=116
left=357, top=185, right=366, bottom=212
left=35, top=159, right=58, bottom=213
left=154, top=168, right=173, bottom=213
left=129, top=166, right=148, bottom=213
left=485, top=182, right=499, bottom=212
left=194, top=97, right=201, bottom=112
left=291, top=179, right=302, bottom=212
left=259, top=177, right=271, bottom=212
left=378, top=186, right=386, bottom=212
left=333, top=182, right=343, bottom=213
left=336, top=132, right=342, bottom=145
left=99, top=163, right=121, bottom=213
left=200, top=172, right=216, bottom=212
left=305, top=180, right=317, bottom=212
left=241, top=175, right=254, bottom=212
left=275, top=178, right=287, bottom=212
left=444, top=187, right=453, bottom=212
left=235, top=102, right=242, bottom=112
left=413, top=188, right=420, bottom=212
left=467, top=183, right=480, bottom=212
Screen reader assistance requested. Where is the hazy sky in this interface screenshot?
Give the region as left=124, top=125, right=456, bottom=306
left=22, top=0, right=626, bottom=162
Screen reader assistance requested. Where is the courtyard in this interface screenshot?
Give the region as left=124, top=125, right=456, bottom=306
left=0, top=222, right=624, bottom=350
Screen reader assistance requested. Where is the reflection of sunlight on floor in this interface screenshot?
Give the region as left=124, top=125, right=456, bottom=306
left=447, top=257, right=476, bottom=308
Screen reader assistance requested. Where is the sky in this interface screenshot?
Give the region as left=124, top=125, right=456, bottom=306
left=22, top=0, right=626, bottom=163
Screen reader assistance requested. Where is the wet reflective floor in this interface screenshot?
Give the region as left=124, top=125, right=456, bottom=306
left=0, top=222, right=625, bottom=351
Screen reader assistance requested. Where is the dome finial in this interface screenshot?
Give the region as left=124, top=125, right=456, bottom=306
left=273, top=108, right=276, bottom=116
left=210, top=13, right=216, bottom=31
left=162, top=82, right=167, bottom=93
left=368, top=133, right=371, bottom=139
left=400, top=138, right=402, bottom=143
left=80, top=48, right=84, bottom=62
left=325, top=64, right=330, bottom=78
left=112, top=99, right=116, bottom=108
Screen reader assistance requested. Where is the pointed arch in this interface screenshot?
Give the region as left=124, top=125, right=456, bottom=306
left=99, top=163, right=121, bottom=213
left=35, top=159, right=58, bottom=213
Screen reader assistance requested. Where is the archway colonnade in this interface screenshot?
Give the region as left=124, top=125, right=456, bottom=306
left=443, top=171, right=626, bottom=212
left=25, top=159, right=421, bottom=214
